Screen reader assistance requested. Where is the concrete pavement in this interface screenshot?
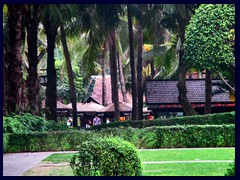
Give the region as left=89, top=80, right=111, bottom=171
left=3, top=151, right=77, bottom=176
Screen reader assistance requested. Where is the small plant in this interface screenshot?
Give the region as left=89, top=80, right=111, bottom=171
left=225, top=160, right=235, bottom=176
left=70, top=137, right=143, bottom=176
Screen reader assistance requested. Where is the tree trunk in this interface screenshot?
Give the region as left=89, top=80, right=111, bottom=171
left=60, top=23, right=78, bottom=127
left=117, top=51, right=127, bottom=103
left=177, top=50, right=195, bottom=115
left=44, top=18, right=58, bottom=122
left=127, top=6, right=137, bottom=120
left=205, top=69, right=212, bottom=114
left=176, top=4, right=196, bottom=116
left=7, top=5, right=27, bottom=114
left=109, top=29, right=120, bottom=121
left=150, top=57, right=155, bottom=78
left=25, top=5, right=41, bottom=115
left=101, top=44, right=107, bottom=106
left=137, top=23, right=143, bottom=120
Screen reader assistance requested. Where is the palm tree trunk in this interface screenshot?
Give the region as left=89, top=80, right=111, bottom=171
left=60, top=23, right=78, bottom=126
left=137, top=23, right=143, bottom=120
left=101, top=45, right=107, bottom=106
left=7, top=4, right=27, bottom=114
left=116, top=36, right=127, bottom=103
left=127, top=6, right=138, bottom=120
left=150, top=57, right=155, bottom=78
left=109, top=29, right=120, bottom=121
left=117, top=51, right=127, bottom=103
left=44, top=18, right=58, bottom=122
left=25, top=5, right=41, bottom=115
left=205, top=69, right=212, bottom=114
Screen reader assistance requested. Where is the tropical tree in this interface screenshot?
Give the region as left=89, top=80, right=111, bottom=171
left=6, top=4, right=27, bottom=114
left=184, top=4, right=235, bottom=114
left=24, top=4, right=42, bottom=115
left=127, top=5, right=138, bottom=120
left=41, top=5, right=61, bottom=122
left=60, top=22, right=78, bottom=124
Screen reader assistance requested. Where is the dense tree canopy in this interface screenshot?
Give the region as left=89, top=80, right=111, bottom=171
left=184, top=4, right=235, bottom=71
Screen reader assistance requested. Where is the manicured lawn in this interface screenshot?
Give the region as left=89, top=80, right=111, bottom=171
left=23, top=147, right=235, bottom=176
left=138, top=148, right=235, bottom=161
left=142, top=162, right=231, bottom=176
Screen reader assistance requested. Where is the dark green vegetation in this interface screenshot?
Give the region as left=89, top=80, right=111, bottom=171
left=70, top=138, right=142, bottom=176
left=224, top=159, right=235, bottom=176
left=3, top=113, right=68, bottom=133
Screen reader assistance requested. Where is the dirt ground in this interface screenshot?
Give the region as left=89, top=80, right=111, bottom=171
left=22, top=162, right=73, bottom=176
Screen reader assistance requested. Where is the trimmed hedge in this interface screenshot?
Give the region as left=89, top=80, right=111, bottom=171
left=3, top=124, right=235, bottom=153
left=70, top=138, right=143, bottom=176
left=88, top=111, right=235, bottom=131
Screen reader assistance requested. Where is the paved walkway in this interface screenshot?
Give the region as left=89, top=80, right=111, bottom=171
left=3, top=151, right=77, bottom=176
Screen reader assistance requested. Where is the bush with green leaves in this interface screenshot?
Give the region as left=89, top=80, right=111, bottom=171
left=4, top=124, right=234, bottom=153
left=70, top=138, right=143, bottom=176
left=185, top=4, right=235, bottom=71
left=3, top=113, right=68, bottom=133
left=225, top=159, right=235, bottom=176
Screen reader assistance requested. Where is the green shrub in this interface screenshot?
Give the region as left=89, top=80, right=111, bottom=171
left=89, top=111, right=235, bottom=131
left=3, top=113, right=68, bottom=133
left=3, top=133, right=9, bottom=152
left=70, top=138, right=143, bottom=176
left=225, top=160, right=235, bottom=176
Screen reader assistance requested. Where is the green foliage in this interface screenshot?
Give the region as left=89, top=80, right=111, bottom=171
left=3, top=113, right=68, bottom=133
left=225, top=159, right=235, bottom=176
left=89, top=111, right=235, bottom=131
left=3, top=124, right=234, bottom=153
left=57, top=69, right=86, bottom=103
left=185, top=4, right=235, bottom=71
left=70, top=138, right=143, bottom=176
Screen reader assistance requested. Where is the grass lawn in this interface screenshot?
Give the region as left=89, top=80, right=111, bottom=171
left=23, top=147, right=235, bottom=176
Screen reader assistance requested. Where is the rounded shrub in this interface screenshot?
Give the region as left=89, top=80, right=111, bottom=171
left=70, top=137, right=143, bottom=176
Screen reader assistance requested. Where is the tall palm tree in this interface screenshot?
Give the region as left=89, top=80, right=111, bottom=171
left=24, top=4, right=42, bottom=115
left=116, top=35, right=127, bottom=103
left=60, top=22, right=78, bottom=126
left=7, top=4, right=27, bottom=114
left=41, top=5, right=60, bottom=121
left=127, top=5, right=138, bottom=120
left=137, top=19, right=144, bottom=120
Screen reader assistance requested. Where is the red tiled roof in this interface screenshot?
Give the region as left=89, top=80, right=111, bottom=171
left=87, top=75, right=133, bottom=105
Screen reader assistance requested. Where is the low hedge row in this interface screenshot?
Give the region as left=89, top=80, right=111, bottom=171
left=89, top=111, right=235, bottom=131
left=3, top=124, right=235, bottom=153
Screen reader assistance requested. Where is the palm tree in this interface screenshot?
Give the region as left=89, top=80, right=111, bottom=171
left=41, top=5, right=60, bottom=121
left=6, top=4, right=27, bottom=114
left=127, top=5, right=138, bottom=120
left=137, top=19, right=144, bottom=120
left=24, top=4, right=42, bottom=115
left=60, top=22, right=78, bottom=126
